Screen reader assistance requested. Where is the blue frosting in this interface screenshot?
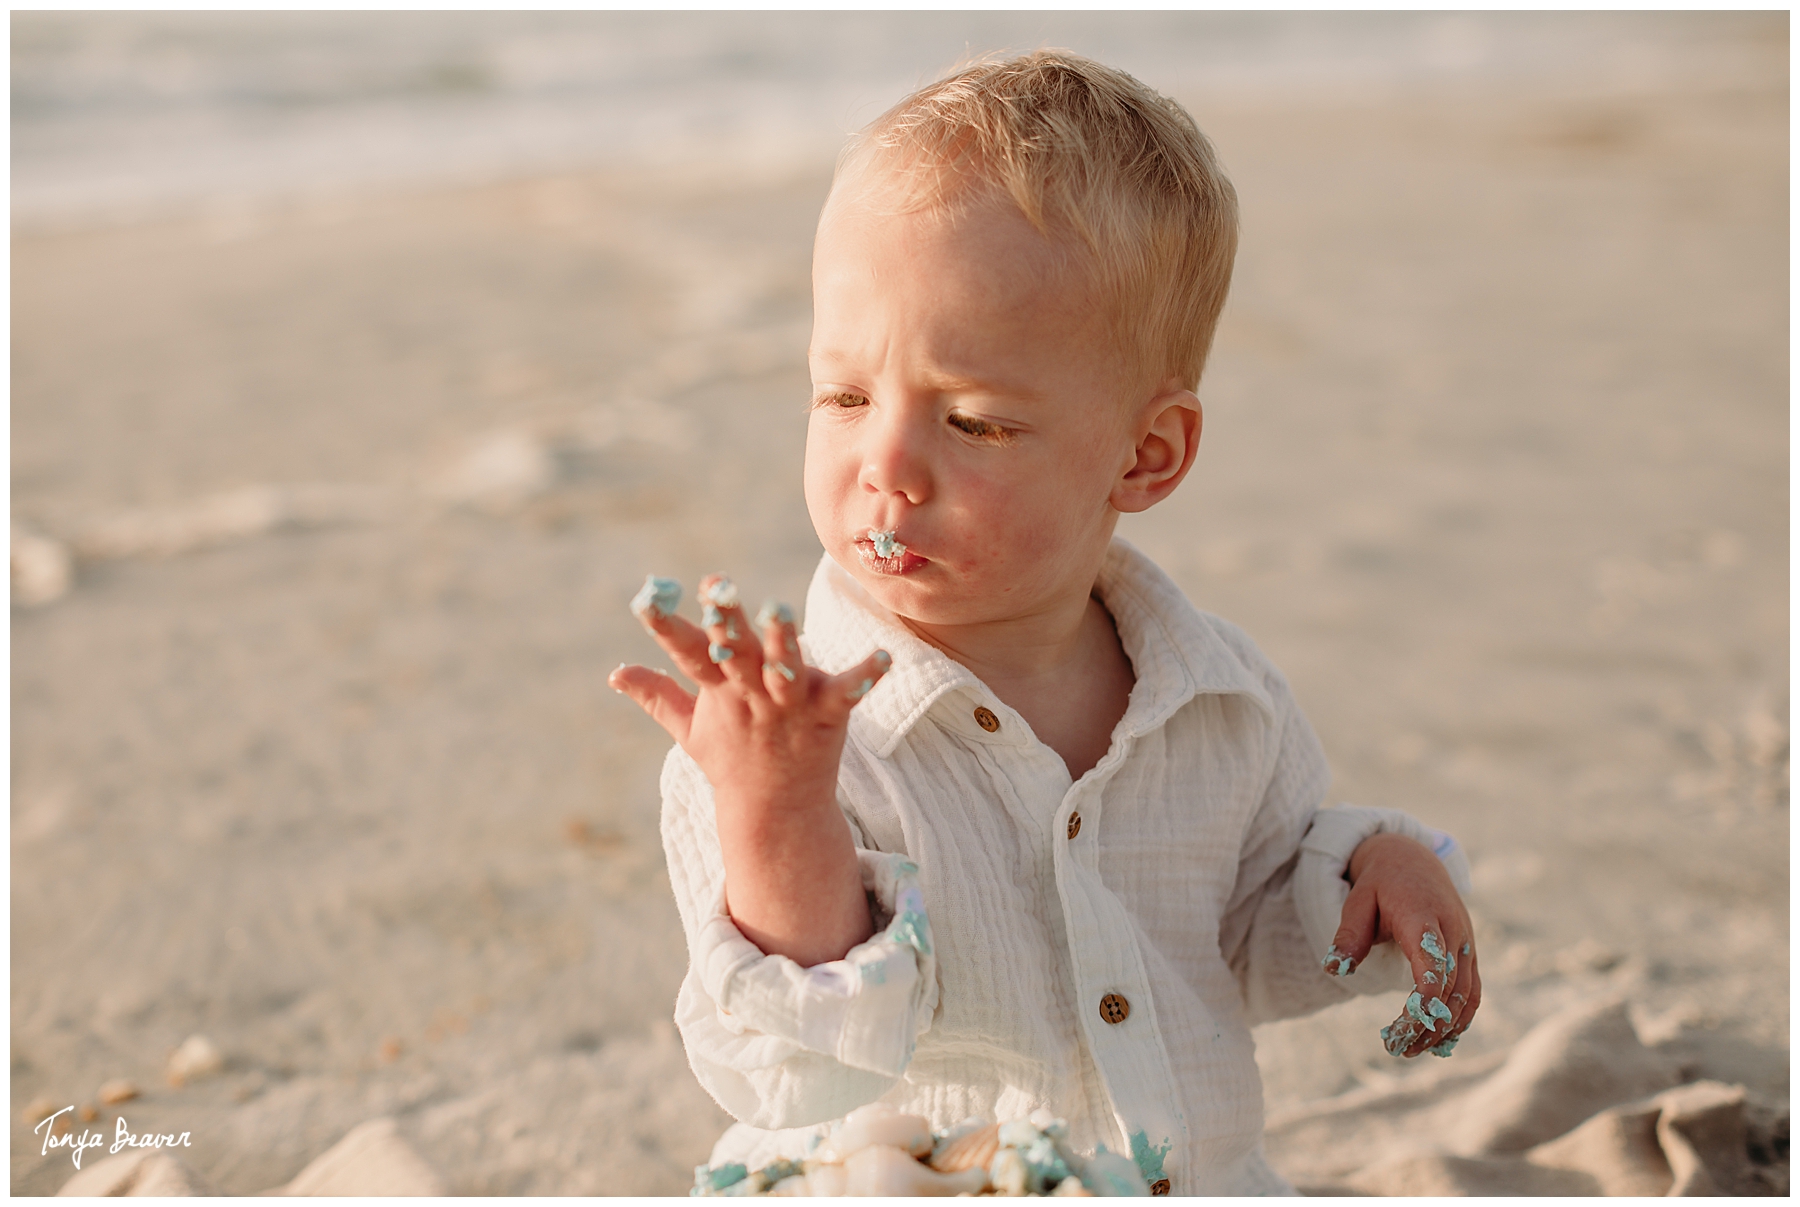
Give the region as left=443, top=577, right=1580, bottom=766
left=754, top=600, right=794, bottom=629
left=631, top=575, right=681, bottom=620
left=868, top=528, right=905, bottom=558
left=699, top=576, right=740, bottom=608
left=1129, top=1129, right=1172, bottom=1184
left=691, top=1162, right=748, bottom=1195
left=1023, top=1135, right=1072, bottom=1189
left=1421, top=930, right=1456, bottom=979
left=888, top=909, right=930, bottom=957
left=1084, top=1146, right=1151, bottom=1195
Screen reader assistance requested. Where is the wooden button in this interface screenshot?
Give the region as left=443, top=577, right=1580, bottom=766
left=973, top=706, right=1000, bottom=732
left=1099, top=993, right=1130, bottom=1025
left=1066, top=811, right=1082, bottom=840
left=1150, top=1178, right=1171, bottom=1195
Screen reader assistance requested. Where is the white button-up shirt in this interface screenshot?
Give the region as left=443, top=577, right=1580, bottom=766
left=659, top=539, right=1466, bottom=1194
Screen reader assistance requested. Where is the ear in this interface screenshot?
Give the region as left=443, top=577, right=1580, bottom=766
left=1111, top=389, right=1202, bottom=514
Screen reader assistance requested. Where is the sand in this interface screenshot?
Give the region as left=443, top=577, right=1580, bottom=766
left=11, top=38, right=1786, bottom=1196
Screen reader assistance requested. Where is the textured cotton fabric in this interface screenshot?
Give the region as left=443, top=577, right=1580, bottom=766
left=659, top=539, right=1468, bottom=1194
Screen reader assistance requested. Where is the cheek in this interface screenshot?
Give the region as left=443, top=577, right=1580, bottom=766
left=953, top=466, right=1086, bottom=567
left=802, top=418, right=852, bottom=529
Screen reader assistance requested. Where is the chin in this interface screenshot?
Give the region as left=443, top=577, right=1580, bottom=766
left=848, top=565, right=1005, bottom=630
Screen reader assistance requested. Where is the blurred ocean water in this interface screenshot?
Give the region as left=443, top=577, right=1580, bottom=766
left=12, top=11, right=1781, bottom=227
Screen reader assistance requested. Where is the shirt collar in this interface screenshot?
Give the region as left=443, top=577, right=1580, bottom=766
left=800, top=539, right=1275, bottom=760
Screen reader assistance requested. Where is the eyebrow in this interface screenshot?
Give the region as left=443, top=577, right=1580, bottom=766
left=925, top=370, right=1043, bottom=402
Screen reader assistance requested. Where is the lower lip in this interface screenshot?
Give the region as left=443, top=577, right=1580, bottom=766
left=855, top=541, right=927, bottom=576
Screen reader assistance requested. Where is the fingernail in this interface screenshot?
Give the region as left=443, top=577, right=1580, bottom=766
left=873, top=649, right=892, bottom=671
left=1381, top=1008, right=1424, bottom=1057
left=1321, top=946, right=1356, bottom=977
left=755, top=600, right=794, bottom=629
left=709, top=642, right=734, bottom=663
left=630, top=575, right=681, bottom=620
left=702, top=603, right=724, bottom=627
left=1428, top=1034, right=1461, bottom=1058
left=772, top=661, right=797, bottom=682
left=846, top=677, right=874, bottom=701
left=699, top=576, right=740, bottom=609
left=1380, top=1021, right=1412, bottom=1057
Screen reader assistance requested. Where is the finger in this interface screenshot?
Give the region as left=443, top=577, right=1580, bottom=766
left=755, top=599, right=803, bottom=704
left=609, top=663, right=696, bottom=745
left=822, top=648, right=893, bottom=719
left=1381, top=922, right=1458, bottom=1058
left=1323, top=878, right=1380, bottom=979
left=1430, top=939, right=1480, bottom=1057
left=1440, top=933, right=1475, bottom=1034
left=1459, top=949, right=1482, bottom=1032
left=698, top=575, right=766, bottom=694
left=642, top=609, right=728, bottom=688
left=630, top=574, right=726, bottom=687
left=1410, top=926, right=1457, bottom=1056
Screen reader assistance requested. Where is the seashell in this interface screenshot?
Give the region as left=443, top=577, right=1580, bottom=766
left=929, top=1121, right=1000, bottom=1173
left=805, top=1163, right=848, bottom=1196
left=78, top=1104, right=98, bottom=1123
left=844, top=1144, right=989, bottom=1196
left=813, top=1102, right=933, bottom=1162
left=11, top=525, right=71, bottom=607
left=166, top=1035, right=224, bottom=1086
left=1051, top=1175, right=1095, bottom=1195
left=21, top=1097, right=58, bottom=1127
left=990, top=1147, right=1032, bottom=1197
left=766, top=1174, right=811, bottom=1196
left=97, top=1079, right=139, bottom=1106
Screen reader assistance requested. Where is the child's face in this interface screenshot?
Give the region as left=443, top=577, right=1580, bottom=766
left=805, top=176, right=1145, bottom=629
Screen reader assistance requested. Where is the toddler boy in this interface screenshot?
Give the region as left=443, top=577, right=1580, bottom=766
left=611, top=51, right=1478, bottom=1195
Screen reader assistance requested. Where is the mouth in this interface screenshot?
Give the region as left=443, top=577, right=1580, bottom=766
left=855, top=529, right=927, bottom=576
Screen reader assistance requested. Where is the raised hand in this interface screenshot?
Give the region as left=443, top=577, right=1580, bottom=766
left=609, top=573, right=893, bottom=965
left=1321, top=832, right=1480, bottom=1058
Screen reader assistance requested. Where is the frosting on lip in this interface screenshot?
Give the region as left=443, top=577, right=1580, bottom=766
left=867, top=528, right=907, bottom=559
left=856, top=531, right=923, bottom=576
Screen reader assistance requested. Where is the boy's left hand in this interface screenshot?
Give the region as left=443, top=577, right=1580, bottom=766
left=1326, top=832, right=1480, bottom=1058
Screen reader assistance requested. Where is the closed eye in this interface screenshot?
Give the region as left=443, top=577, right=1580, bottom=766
left=810, top=390, right=868, bottom=410
left=947, top=411, right=1017, bottom=445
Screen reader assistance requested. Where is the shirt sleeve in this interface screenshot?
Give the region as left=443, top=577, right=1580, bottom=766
left=1290, top=802, right=1474, bottom=991
left=658, top=745, right=938, bottom=1131
left=1217, top=669, right=1473, bottom=1026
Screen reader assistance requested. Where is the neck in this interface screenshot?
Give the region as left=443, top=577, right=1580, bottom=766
left=900, top=586, right=1099, bottom=690
left=897, top=565, right=1137, bottom=781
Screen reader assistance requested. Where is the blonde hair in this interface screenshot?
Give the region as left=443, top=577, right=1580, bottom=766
left=836, top=50, right=1239, bottom=392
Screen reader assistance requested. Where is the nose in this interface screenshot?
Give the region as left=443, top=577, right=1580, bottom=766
left=858, top=402, right=932, bottom=507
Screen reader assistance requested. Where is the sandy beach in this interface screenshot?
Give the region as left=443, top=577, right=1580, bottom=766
left=11, top=13, right=1786, bottom=1195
